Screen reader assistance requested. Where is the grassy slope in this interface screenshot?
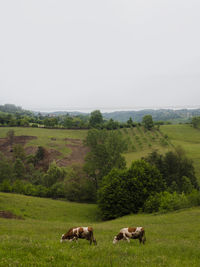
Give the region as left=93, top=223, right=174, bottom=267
left=161, top=124, right=200, bottom=183
left=0, top=127, right=88, bottom=156
left=0, top=193, right=200, bottom=267
left=122, top=126, right=172, bottom=166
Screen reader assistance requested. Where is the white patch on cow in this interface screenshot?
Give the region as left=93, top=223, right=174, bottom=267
left=60, top=234, right=64, bottom=243
left=113, top=236, right=118, bottom=244
left=136, top=227, right=142, bottom=232
left=120, top=228, right=132, bottom=238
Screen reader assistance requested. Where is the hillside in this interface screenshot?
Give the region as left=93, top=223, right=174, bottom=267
left=161, top=124, right=200, bottom=183
left=0, top=193, right=200, bottom=266
left=0, top=126, right=172, bottom=169
left=1, top=125, right=200, bottom=185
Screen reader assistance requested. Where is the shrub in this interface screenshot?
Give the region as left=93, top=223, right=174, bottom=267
left=0, top=180, right=12, bottom=192
left=144, top=191, right=190, bottom=213
left=187, top=190, right=200, bottom=206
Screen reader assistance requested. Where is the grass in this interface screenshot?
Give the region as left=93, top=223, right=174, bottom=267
left=122, top=127, right=172, bottom=167
left=0, top=192, right=200, bottom=266
left=0, top=127, right=88, bottom=156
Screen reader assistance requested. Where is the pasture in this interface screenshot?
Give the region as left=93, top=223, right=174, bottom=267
left=0, top=193, right=200, bottom=266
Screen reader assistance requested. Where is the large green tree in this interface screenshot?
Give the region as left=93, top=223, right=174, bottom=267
left=84, top=129, right=127, bottom=189
left=142, top=115, right=154, bottom=130
left=98, top=160, right=165, bottom=220
left=89, top=110, right=103, bottom=128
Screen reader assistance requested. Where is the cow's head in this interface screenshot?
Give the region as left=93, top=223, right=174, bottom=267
left=60, top=233, right=70, bottom=243
left=60, top=234, right=65, bottom=243
left=113, top=236, right=119, bottom=244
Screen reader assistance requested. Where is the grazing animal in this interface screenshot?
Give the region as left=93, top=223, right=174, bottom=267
left=113, top=227, right=146, bottom=244
left=60, top=226, right=97, bottom=245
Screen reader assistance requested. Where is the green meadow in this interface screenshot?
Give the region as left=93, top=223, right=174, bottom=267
left=0, top=127, right=88, bottom=156
left=0, top=193, right=200, bottom=266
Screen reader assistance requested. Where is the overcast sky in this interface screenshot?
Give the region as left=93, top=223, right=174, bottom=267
left=0, top=0, right=200, bottom=112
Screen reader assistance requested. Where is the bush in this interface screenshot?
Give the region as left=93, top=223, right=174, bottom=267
left=144, top=191, right=190, bottom=213
left=187, top=190, right=200, bottom=206
left=0, top=180, right=12, bottom=192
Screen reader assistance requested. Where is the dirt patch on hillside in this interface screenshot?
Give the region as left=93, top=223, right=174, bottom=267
left=0, top=135, right=89, bottom=167
left=56, top=138, right=90, bottom=167
left=0, top=210, right=23, bottom=220
left=0, top=136, right=37, bottom=157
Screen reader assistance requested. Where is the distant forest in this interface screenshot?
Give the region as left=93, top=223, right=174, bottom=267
left=1, top=104, right=200, bottom=127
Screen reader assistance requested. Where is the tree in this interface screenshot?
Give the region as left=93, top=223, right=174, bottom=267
left=84, top=129, right=127, bottom=189
left=89, top=110, right=103, bottom=128
left=13, top=144, right=26, bottom=161
left=64, top=164, right=96, bottom=202
left=127, top=117, right=134, bottom=127
left=98, top=160, right=165, bottom=220
left=13, top=158, right=25, bottom=179
left=191, top=116, right=200, bottom=129
left=142, top=115, right=154, bottom=130
left=43, top=161, right=66, bottom=187
left=144, top=147, right=198, bottom=192
left=0, top=152, right=14, bottom=182
left=6, top=129, right=15, bottom=150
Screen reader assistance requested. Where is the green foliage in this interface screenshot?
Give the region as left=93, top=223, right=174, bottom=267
left=191, top=116, right=200, bottom=128
left=0, top=153, right=14, bottom=182
left=0, top=180, right=12, bottom=192
left=64, top=164, right=96, bottom=203
left=13, top=158, right=25, bottom=179
left=98, top=160, right=165, bottom=220
left=13, top=144, right=26, bottom=160
left=43, top=161, right=66, bottom=187
left=144, top=191, right=191, bottom=213
left=142, top=115, right=154, bottom=130
left=6, top=129, right=15, bottom=147
left=144, top=148, right=198, bottom=192
left=34, top=146, right=45, bottom=164
left=84, top=129, right=127, bottom=188
left=89, top=110, right=103, bottom=128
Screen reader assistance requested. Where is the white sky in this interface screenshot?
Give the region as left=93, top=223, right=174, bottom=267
left=0, top=0, right=200, bottom=112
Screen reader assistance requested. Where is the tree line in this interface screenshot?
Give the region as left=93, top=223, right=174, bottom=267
left=0, top=104, right=170, bottom=130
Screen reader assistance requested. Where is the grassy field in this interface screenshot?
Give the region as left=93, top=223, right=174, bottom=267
left=0, top=193, right=200, bottom=266
left=0, top=127, right=88, bottom=156
left=122, top=126, right=173, bottom=166
left=161, top=124, right=200, bottom=183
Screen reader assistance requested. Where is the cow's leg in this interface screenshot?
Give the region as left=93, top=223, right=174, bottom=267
left=123, top=233, right=130, bottom=242
left=70, top=236, right=78, bottom=242
left=93, top=236, right=97, bottom=245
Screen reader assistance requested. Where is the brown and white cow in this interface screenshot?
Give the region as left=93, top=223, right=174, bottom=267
left=60, top=227, right=97, bottom=245
left=113, top=227, right=146, bottom=244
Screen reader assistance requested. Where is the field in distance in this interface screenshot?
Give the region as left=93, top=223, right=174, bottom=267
left=0, top=192, right=200, bottom=266
left=0, top=124, right=200, bottom=183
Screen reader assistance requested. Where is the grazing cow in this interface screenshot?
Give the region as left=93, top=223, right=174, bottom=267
left=60, top=226, right=97, bottom=245
left=113, top=227, right=146, bottom=244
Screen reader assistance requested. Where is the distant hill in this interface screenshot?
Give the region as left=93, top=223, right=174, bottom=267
left=102, top=109, right=200, bottom=123
left=46, top=108, right=200, bottom=123
left=1, top=104, right=200, bottom=123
